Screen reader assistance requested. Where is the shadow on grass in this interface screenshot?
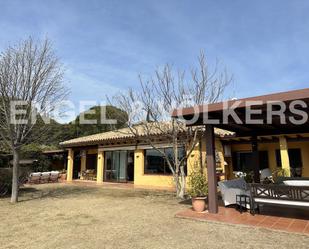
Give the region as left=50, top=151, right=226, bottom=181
left=18, top=185, right=99, bottom=202
left=17, top=184, right=176, bottom=203
left=178, top=198, right=192, bottom=205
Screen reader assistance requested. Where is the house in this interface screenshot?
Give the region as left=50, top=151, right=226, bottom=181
left=60, top=88, right=309, bottom=195
left=60, top=123, right=232, bottom=189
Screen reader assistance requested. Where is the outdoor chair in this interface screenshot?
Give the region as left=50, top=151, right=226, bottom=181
left=28, top=172, right=41, bottom=184
left=40, top=172, right=51, bottom=183
left=49, top=171, right=60, bottom=183
left=218, top=178, right=250, bottom=208
left=84, top=169, right=96, bottom=180
left=260, top=168, right=272, bottom=182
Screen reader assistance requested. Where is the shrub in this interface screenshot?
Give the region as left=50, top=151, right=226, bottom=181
left=272, top=168, right=288, bottom=182
left=32, top=155, right=51, bottom=172
left=187, top=169, right=208, bottom=198
left=0, top=167, right=32, bottom=196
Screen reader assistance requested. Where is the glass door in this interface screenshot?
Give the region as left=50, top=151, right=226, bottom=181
left=104, top=151, right=128, bottom=182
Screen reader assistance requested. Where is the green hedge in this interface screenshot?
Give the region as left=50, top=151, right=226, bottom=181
left=0, top=167, right=31, bottom=196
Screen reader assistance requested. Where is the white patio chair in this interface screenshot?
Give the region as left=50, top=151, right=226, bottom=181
left=50, top=171, right=60, bottom=183
left=260, top=168, right=272, bottom=181
left=40, top=172, right=51, bottom=183
left=218, top=178, right=250, bottom=208
left=28, top=172, right=41, bottom=184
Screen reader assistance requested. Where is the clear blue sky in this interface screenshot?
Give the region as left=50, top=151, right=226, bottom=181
left=0, top=0, right=308, bottom=105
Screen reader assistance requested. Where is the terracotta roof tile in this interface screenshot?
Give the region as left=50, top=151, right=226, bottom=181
left=60, top=122, right=234, bottom=147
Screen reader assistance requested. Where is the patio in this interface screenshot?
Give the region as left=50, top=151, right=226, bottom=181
left=64, top=179, right=175, bottom=192
left=172, top=88, right=309, bottom=214
left=176, top=205, right=309, bottom=235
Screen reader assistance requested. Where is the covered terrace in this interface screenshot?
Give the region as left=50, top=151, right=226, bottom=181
left=172, top=88, right=309, bottom=214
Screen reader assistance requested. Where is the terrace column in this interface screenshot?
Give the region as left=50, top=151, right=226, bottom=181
left=96, top=151, right=104, bottom=183
left=66, top=149, right=74, bottom=181
left=215, top=139, right=226, bottom=180
left=205, top=124, right=218, bottom=214
left=279, top=136, right=291, bottom=177
left=134, top=149, right=144, bottom=186
left=80, top=150, right=86, bottom=180
left=251, top=136, right=260, bottom=183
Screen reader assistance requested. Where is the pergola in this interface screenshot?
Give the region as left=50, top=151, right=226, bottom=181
left=172, top=88, right=309, bottom=213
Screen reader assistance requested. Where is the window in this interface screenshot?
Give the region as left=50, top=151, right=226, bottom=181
left=232, top=151, right=269, bottom=172
left=259, top=151, right=269, bottom=170
left=86, top=154, right=97, bottom=169
left=275, top=148, right=302, bottom=168
left=275, top=148, right=302, bottom=177
left=145, top=149, right=165, bottom=174
left=144, top=147, right=186, bottom=175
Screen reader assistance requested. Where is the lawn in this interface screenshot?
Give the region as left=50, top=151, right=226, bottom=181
left=0, top=183, right=308, bottom=249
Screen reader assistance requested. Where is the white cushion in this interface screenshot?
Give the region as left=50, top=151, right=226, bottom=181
left=31, top=172, right=41, bottom=176
left=254, top=198, right=309, bottom=207
left=218, top=178, right=249, bottom=207
left=218, top=178, right=247, bottom=190
left=283, top=180, right=309, bottom=186
left=260, top=168, right=272, bottom=180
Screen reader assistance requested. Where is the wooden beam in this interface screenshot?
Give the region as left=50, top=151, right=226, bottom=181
left=205, top=124, right=218, bottom=214
left=221, top=137, right=278, bottom=145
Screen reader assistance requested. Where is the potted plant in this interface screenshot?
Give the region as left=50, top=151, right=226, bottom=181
left=60, top=169, right=67, bottom=181
left=187, top=169, right=208, bottom=212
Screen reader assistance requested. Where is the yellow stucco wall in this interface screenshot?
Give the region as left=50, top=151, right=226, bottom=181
left=87, top=149, right=98, bottom=154
left=133, top=149, right=175, bottom=188
left=133, top=139, right=226, bottom=188
left=287, top=140, right=309, bottom=177
left=66, top=149, right=74, bottom=181
left=229, top=140, right=309, bottom=178
left=229, top=142, right=280, bottom=178
left=187, top=142, right=202, bottom=176
left=67, top=137, right=309, bottom=187
left=279, top=136, right=291, bottom=176
left=96, top=151, right=104, bottom=183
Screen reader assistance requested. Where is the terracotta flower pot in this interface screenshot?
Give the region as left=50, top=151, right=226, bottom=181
left=60, top=173, right=67, bottom=181
left=192, top=197, right=206, bottom=212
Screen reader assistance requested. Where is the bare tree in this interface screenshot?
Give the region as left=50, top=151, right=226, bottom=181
left=110, top=52, right=232, bottom=198
left=0, top=37, right=67, bottom=203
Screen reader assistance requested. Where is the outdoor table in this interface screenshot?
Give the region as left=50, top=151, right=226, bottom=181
left=236, top=194, right=251, bottom=213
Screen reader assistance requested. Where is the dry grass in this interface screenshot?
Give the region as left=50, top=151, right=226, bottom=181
left=0, top=183, right=308, bottom=249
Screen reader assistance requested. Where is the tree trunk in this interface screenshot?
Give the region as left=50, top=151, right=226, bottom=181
left=174, top=175, right=179, bottom=197
left=11, top=148, right=20, bottom=203
left=177, top=178, right=185, bottom=199
left=174, top=164, right=186, bottom=199
left=178, top=165, right=186, bottom=199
